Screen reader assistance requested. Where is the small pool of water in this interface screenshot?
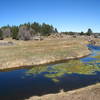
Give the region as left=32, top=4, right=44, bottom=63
left=0, top=44, right=100, bottom=100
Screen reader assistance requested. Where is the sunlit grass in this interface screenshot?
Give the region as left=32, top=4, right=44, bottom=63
left=0, top=38, right=90, bottom=69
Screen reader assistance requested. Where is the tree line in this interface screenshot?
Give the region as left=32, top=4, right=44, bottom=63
left=0, top=22, right=97, bottom=41
left=0, top=22, right=58, bottom=40
left=62, top=28, right=93, bottom=36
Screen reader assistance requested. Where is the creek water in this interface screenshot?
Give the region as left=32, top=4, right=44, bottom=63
left=0, top=44, right=100, bottom=100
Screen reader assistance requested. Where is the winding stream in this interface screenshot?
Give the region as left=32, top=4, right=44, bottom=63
left=0, top=45, right=100, bottom=100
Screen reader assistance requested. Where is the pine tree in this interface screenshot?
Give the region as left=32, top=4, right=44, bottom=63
left=11, top=26, right=19, bottom=39
left=86, top=28, right=93, bottom=36
left=0, top=29, right=4, bottom=40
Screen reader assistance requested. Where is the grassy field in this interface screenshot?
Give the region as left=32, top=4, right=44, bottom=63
left=0, top=37, right=90, bottom=69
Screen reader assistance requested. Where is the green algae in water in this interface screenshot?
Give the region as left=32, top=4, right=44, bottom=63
left=26, top=60, right=100, bottom=82
left=87, top=51, right=100, bottom=63
left=89, top=50, right=100, bottom=59
left=51, top=60, right=100, bottom=74
left=92, top=55, right=100, bottom=59
left=26, top=66, right=48, bottom=75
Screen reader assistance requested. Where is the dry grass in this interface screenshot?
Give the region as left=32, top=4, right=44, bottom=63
left=26, top=83, right=100, bottom=100
left=0, top=37, right=90, bottom=69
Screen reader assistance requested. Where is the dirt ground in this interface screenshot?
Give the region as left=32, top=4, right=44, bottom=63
left=26, top=83, right=100, bottom=100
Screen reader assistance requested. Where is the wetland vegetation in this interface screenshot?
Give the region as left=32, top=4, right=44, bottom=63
left=26, top=60, right=100, bottom=82
left=0, top=44, right=100, bottom=100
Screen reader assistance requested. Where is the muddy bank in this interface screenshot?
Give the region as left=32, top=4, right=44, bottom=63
left=26, top=83, right=100, bottom=100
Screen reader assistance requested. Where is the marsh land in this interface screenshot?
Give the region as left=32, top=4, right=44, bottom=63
left=0, top=35, right=100, bottom=100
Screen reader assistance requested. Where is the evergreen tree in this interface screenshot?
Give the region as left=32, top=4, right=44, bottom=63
left=41, top=23, right=54, bottom=36
left=79, top=31, right=84, bottom=35
left=0, top=22, right=58, bottom=40
left=0, top=29, right=3, bottom=40
left=11, top=26, right=19, bottom=39
left=31, top=22, right=41, bottom=34
left=86, top=28, right=93, bottom=36
left=54, top=28, right=58, bottom=33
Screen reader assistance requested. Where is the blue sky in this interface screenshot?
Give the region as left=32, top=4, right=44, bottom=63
left=0, top=0, right=100, bottom=32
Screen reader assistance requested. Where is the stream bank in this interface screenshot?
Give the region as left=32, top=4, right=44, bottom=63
left=0, top=44, right=100, bottom=100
